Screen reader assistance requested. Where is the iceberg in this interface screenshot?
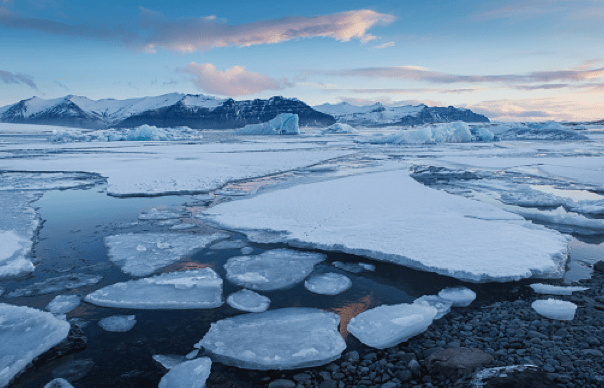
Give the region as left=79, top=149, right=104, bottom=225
left=98, top=315, right=137, bottom=332
left=158, top=357, right=212, bottom=388
left=304, top=273, right=352, bottom=295
left=50, top=125, right=203, bottom=143
left=198, top=308, right=345, bottom=370
left=226, top=289, right=270, bottom=313
left=347, top=303, right=437, bottom=349
left=85, top=269, right=223, bottom=309
left=531, top=299, right=576, bottom=320
left=224, top=249, right=325, bottom=291
left=438, top=287, right=476, bottom=307
left=489, top=123, right=589, bottom=141
left=321, top=123, right=357, bottom=134
left=236, top=114, right=299, bottom=135
left=0, top=304, right=70, bottom=388
left=46, top=295, right=81, bottom=315
left=413, top=295, right=452, bottom=319
left=529, top=283, right=588, bottom=295
left=356, top=122, right=473, bottom=144
left=105, top=232, right=228, bottom=277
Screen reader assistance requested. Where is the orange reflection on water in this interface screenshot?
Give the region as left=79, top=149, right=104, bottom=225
left=162, top=260, right=213, bottom=272
left=328, top=294, right=375, bottom=340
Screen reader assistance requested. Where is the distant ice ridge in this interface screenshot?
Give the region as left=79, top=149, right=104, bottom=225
left=529, top=283, right=588, bottom=295
left=226, top=289, right=270, bottom=312
left=98, top=315, right=137, bottom=332
left=204, top=169, right=569, bottom=282
left=198, top=308, right=346, bottom=370
left=0, top=304, right=71, bottom=388
left=532, top=299, right=577, bottom=320
left=304, top=273, right=352, bottom=295
left=50, top=125, right=203, bottom=142
left=355, top=122, right=481, bottom=144
left=158, top=357, right=212, bottom=388
left=236, top=113, right=299, bottom=135
left=487, top=122, right=589, bottom=141
left=46, top=295, right=81, bottom=315
left=85, top=269, right=223, bottom=309
left=105, top=232, right=228, bottom=276
left=347, top=303, right=437, bottom=349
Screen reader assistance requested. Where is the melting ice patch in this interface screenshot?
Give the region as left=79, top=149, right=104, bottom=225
left=226, top=289, right=270, bottom=313
left=153, top=354, right=187, bottom=370
left=85, top=268, right=223, bottom=309
left=0, top=304, right=71, bottom=388
left=158, top=357, right=212, bottom=388
left=347, top=303, right=437, bottom=349
left=98, top=315, right=137, bottom=332
left=304, top=273, right=352, bottom=295
left=236, top=113, right=299, bottom=135
left=532, top=299, right=577, bottom=320
left=138, top=207, right=190, bottom=221
left=198, top=308, right=345, bottom=370
left=438, top=287, right=476, bottom=307
left=224, top=249, right=325, bottom=291
left=46, top=295, right=81, bottom=315
left=105, top=232, right=228, bottom=277
left=43, top=378, right=74, bottom=388
left=530, top=283, right=588, bottom=295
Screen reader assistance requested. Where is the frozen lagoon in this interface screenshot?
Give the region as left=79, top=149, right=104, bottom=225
left=1, top=123, right=604, bottom=387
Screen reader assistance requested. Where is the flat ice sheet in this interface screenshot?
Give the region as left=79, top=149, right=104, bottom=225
left=529, top=283, right=588, bottom=295
left=304, top=273, right=352, bottom=295
left=532, top=299, right=576, bottom=320
left=198, top=308, right=345, bottom=370
left=85, top=268, right=223, bottom=309
left=204, top=169, right=569, bottom=282
left=46, top=295, right=81, bottom=315
left=226, top=289, right=270, bottom=313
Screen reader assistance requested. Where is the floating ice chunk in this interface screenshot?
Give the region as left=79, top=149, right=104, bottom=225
left=356, top=122, right=473, bottom=144
left=170, top=223, right=197, bottom=230
left=322, top=123, right=357, bottom=134
left=530, top=283, right=588, bottom=295
left=85, top=269, right=223, bottom=309
left=153, top=354, right=187, bottom=370
left=566, top=199, right=604, bottom=215
left=105, top=232, right=228, bottom=276
left=304, top=273, right=352, bottom=295
left=198, top=308, right=345, bottom=370
left=347, top=303, right=437, bottom=349
left=471, top=127, right=495, bottom=142
left=240, top=247, right=254, bottom=255
left=332, top=261, right=375, bottom=273
left=209, top=240, right=247, bottom=250
left=46, top=295, right=81, bottom=315
left=138, top=208, right=189, bottom=220
left=0, top=303, right=70, bottom=388
left=224, top=249, right=325, bottom=291
left=531, top=299, right=576, bottom=320
left=158, top=357, right=212, bottom=388
left=413, top=295, right=452, bottom=319
left=492, top=123, right=589, bottom=141
left=226, top=289, right=270, bottom=313
left=499, top=189, right=565, bottom=207
left=8, top=274, right=102, bottom=297
left=236, top=113, right=299, bottom=135
left=43, top=378, right=75, bottom=388
left=438, top=287, right=476, bottom=307
left=98, top=315, right=137, bottom=332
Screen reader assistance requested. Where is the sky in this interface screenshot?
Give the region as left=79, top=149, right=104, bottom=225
left=1, top=0, right=603, bottom=121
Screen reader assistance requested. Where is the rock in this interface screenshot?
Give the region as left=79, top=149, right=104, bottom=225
left=345, top=350, right=360, bottom=363
left=319, top=380, right=338, bottom=388
left=408, top=359, right=422, bottom=378
left=426, top=348, right=494, bottom=380
left=293, top=373, right=311, bottom=382
left=394, top=369, right=413, bottom=383
left=473, top=365, right=558, bottom=388
left=581, top=349, right=604, bottom=357
left=594, top=261, right=604, bottom=273
left=268, top=379, right=296, bottom=388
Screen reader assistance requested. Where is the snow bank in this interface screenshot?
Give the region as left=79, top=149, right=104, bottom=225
left=531, top=299, right=576, bottom=320
left=46, top=295, right=81, bottom=315
left=226, top=289, right=270, bottom=313
left=304, top=273, right=352, bottom=295
left=198, top=308, right=345, bottom=370
left=159, top=357, right=212, bottom=388
left=50, top=125, right=202, bottom=142
left=98, top=315, right=137, bottom=332
left=356, top=122, right=474, bottom=144
left=236, top=114, right=299, bottom=135
left=438, top=287, right=476, bottom=307
left=529, top=283, right=588, bottom=295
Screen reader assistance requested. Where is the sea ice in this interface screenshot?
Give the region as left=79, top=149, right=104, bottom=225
left=347, top=303, right=437, bottom=349
left=153, top=354, right=187, bottom=370
left=304, top=273, right=352, bottom=295
left=98, top=315, right=137, bottom=332
left=158, top=357, right=212, bottom=388
left=236, top=113, right=299, bottom=135
left=43, top=378, right=74, bottom=388
left=356, top=122, right=473, bottom=144
left=491, top=123, right=589, bottom=141
left=138, top=207, right=190, bottom=220
left=170, top=223, right=196, bottom=230
left=46, top=295, right=81, bottom=315
left=240, top=247, right=254, bottom=255
left=499, top=188, right=565, bottom=207
left=226, top=289, right=270, bottom=313
left=529, top=283, right=588, bottom=295
left=105, top=232, right=228, bottom=276
left=85, top=268, right=223, bottom=309
left=566, top=199, right=604, bottom=215
left=209, top=240, right=248, bottom=250
left=438, top=287, right=476, bottom=307
left=332, top=261, right=375, bottom=273
left=8, top=274, right=102, bottom=297
left=413, top=295, right=452, bottom=319
left=224, top=249, right=325, bottom=291
left=0, top=304, right=70, bottom=388
left=531, top=299, right=577, bottom=320
left=198, top=308, right=345, bottom=370
left=511, top=207, right=604, bottom=235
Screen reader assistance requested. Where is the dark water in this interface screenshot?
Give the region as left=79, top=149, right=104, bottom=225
left=4, top=184, right=604, bottom=388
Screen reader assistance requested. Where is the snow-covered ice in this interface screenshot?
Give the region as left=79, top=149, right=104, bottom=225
left=138, top=208, right=190, bottom=220
left=347, top=303, right=437, bottom=349
left=413, top=295, right=452, bottom=319
left=511, top=207, right=604, bottom=235
left=98, top=315, right=137, bottom=332
left=499, top=187, right=565, bottom=207
left=158, top=357, right=212, bottom=388
left=236, top=113, right=299, bottom=135
left=8, top=274, right=102, bottom=297
left=0, top=303, right=70, bottom=388
left=489, top=123, right=589, bottom=141
left=321, top=123, right=357, bottom=134
left=304, top=273, right=352, bottom=295
left=85, top=268, right=223, bottom=309
left=198, top=308, right=345, bottom=370
left=224, top=249, right=325, bottom=291
left=226, top=289, right=270, bottom=313
left=438, top=287, right=476, bottom=307
left=530, top=283, right=588, bottom=295
left=531, top=299, right=577, bottom=320
left=204, top=169, right=569, bottom=282
left=105, top=232, right=228, bottom=276
left=46, top=295, right=81, bottom=315
left=153, top=354, right=187, bottom=370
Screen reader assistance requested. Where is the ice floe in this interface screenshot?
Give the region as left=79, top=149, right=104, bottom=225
left=321, top=123, right=357, bottom=134
left=8, top=274, right=102, bottom=297
left=529, top=283, right=588, bottom=295
left=224, top=249, right=325, bottom=291
left=209, top=240, right=248, bottom=250
left=511, top=207, right=604, bottom=235
left=158, top=357, right=212, bottom=388
left=46, top=295, right=81, bottom=315
left=413, top=295, right=452, bottom=319
left=98, top=315, right=137, bottom=332
left=438, top=287, right=476, bottom=307
left=531, top=299, right=577, bottom=320
left=85, top=268, right=223, bottom=309
left=347, top=303, right=437, bottom=349
left=138, top=207, right=190, bottom=221
left=226, top=289, right=270, bottom=313
left=0, top=304, right=70, bottom=388
left=332, top=261, right=375, bottom=273
left=105, top=232, right=228, bottom=276
left=356, top=122, right=473, bottom=144
left=304, top=273, right=352, bottom=295
left=43, top=378, right=74, bottom=388
left=198, top=308, right=345, bottom=370
left=153, top=354, right=187, bottom=370
left=236, top=113, right=299, bottom=135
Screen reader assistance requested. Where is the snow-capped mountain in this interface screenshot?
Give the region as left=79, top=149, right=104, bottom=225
left=313, top=102, right=489, bottom=126
left=0, top=94, right=335, bottom=129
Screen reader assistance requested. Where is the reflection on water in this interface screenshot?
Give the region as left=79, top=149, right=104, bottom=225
left=329, top=295, right=375, bottom=339
left=564, top=237, right=604, bottom=284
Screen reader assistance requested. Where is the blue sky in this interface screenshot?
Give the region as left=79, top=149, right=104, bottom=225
left=1, top=0, right=603, bottom=121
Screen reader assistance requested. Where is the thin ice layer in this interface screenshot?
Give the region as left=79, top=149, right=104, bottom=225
left=105, top=232, right=228, bottom=276
left=529, top=283, right=588, bottom=295
left=204, top=169, right=569, bottom=282
left=347, top=303, right=437, bottom=349
left=226, top=289, right=270, bottom=313
left=199, top=308, right=346, bottom=370
left=158, top=357, right=212, bottom=388
left=304, top=273, right=352, bottom=295
left=0, top=304, right=71, bottom=388
left=85, top=269, right=223, bottom=309
left=224, top=249, right=325, bottom=291
left=8, top=274, right=102, bottom=297
left=413, top=295, right=452, bottom=319
left=532, top=299, right=577, bottom=320
left=46, top=295, right=81, bottom=315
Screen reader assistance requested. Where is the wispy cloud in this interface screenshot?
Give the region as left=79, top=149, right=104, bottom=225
left=338, top=96, right=446, bottom=107
left=301, top=81, right=478, bottom=95
left=182, top=62, right=293, bottom=97
left=373, top=41, right=395, bottom=49
left=0, top=69, right=37, bottom=89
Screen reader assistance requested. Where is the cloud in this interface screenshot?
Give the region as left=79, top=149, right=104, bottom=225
left=182, top=62, right=293, bottom=97
left=471, top=0, right=604, bottom=21
left=0, top=69, right=37, bottom=89
left=465, top=97, right=604, bottom=121
left=301, top=82, right=478, bottom=95
left=374, top=41, right=395, bottom=49
left=337, top=96, right=446, bottom=107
